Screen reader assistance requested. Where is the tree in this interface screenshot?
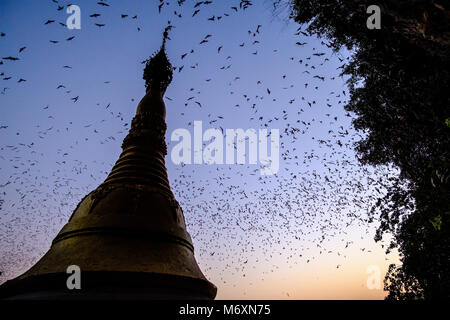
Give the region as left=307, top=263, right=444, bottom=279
left=288, top=0, right=450, bottom=299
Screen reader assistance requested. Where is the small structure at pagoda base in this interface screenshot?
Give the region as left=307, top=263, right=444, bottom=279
left=0, top=28, right=217, bottom=300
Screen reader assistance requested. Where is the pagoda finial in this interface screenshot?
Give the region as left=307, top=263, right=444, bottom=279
left=162, top=24, right=172, bottom=48
left=143, top=24, right=174, bottom=94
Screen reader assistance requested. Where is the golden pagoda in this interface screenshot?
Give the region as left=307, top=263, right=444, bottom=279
left=0, top=29, right=217, bottom=299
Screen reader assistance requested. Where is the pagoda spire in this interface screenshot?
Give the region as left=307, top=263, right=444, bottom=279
left=143, top=25, right=173, bottom=94
left=0, top=30, right=217, bottom=300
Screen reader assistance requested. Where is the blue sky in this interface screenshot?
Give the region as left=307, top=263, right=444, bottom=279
left=0, top=0, right=399, bottom=299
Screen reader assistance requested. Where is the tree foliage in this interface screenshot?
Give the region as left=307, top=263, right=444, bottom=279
left=289, top=0, right=450, bottom=299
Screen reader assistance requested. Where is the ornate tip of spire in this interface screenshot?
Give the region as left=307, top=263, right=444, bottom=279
left=143, top=25, right=174, bottom=94
left=162, top=24, right=172, bottom=48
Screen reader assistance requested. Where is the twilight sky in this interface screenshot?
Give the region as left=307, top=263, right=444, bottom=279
left=0, top=0, right=400, bottom=299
